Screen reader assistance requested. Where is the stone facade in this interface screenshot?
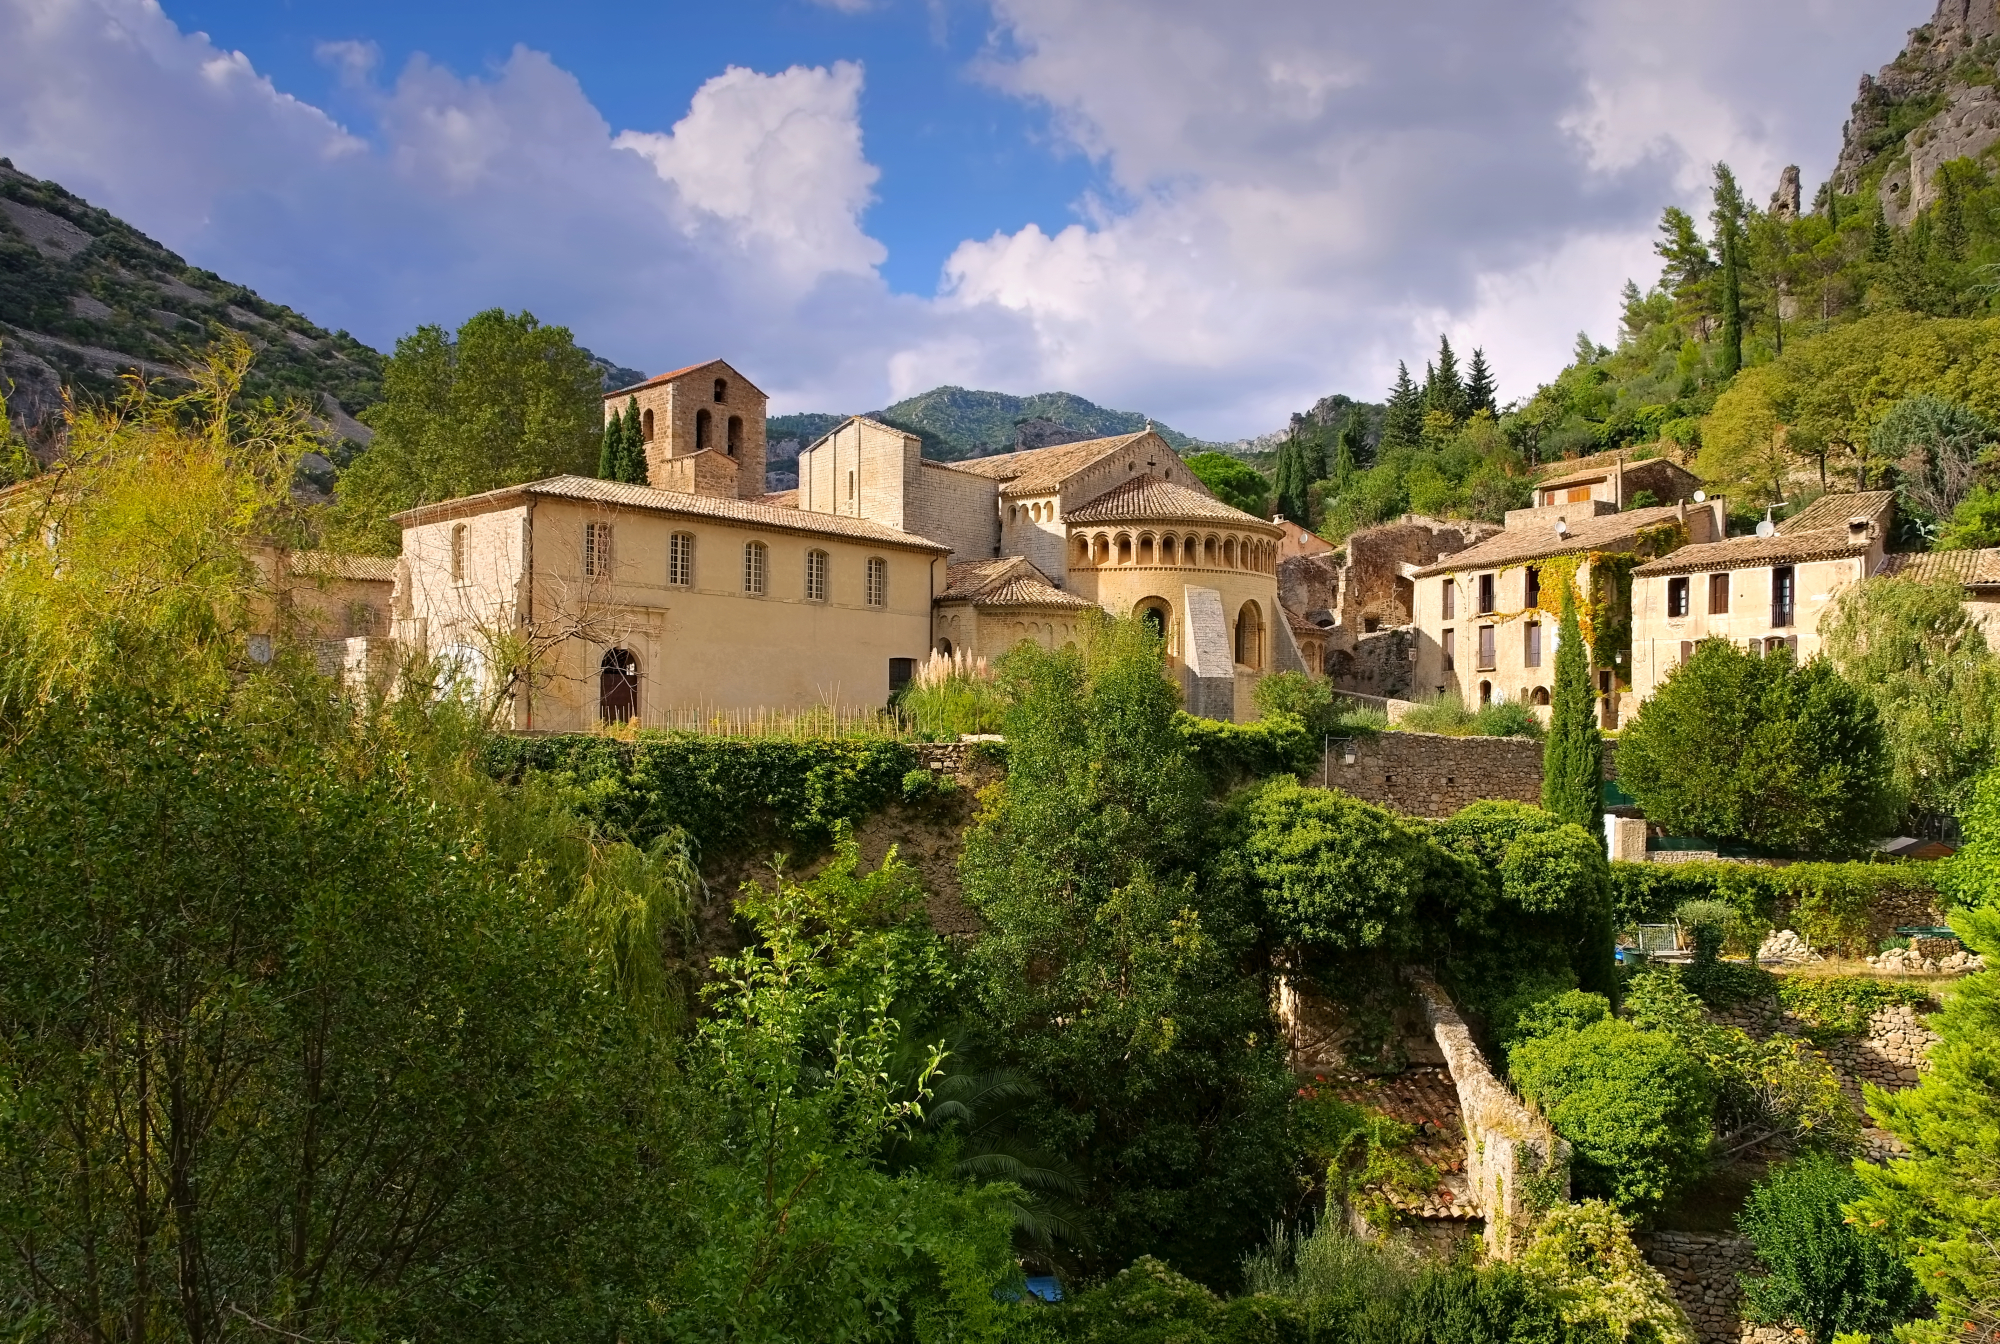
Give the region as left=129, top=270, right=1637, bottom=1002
left=1635, top=1232, right=1770, bottom=1344
left=606, top=359, right=768, bottom=504
left=1311, top=731, right=1546, bottom=817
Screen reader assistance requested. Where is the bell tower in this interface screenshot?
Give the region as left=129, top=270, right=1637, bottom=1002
left=602, top=359, right=768, bottom=500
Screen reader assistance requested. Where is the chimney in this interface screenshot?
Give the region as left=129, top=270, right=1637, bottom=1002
left=1847, top=516, right=1871, bottom=542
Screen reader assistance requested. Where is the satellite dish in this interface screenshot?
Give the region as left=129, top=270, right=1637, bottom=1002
left=1554, top=517, right=1570, bottom=538
left=1756, top=519, right=1776, bottom=539
left=1692, top=490, right=1706, bottom=503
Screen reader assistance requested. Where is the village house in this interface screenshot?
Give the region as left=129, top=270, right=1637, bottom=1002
left=1409, top=493, right=1727, bottom=726
left=389, top=359, right=1298, bottom=729
left=1631, top=492, right=2000, bottom=698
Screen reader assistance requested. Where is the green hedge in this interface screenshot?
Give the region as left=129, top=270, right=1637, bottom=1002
left=1608, top=860, right=1940, bottom=955
left=483, top=733, right=919, bottom=858
left=1776, top=976, right=1932, bottom=1040
left=1176, top=713, right=1318, bottom=791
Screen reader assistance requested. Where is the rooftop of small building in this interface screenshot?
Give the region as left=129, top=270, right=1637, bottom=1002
left=1632, top=492, right=1896, bottom=578
left=604, top=358, right=766, bottom=399
left=1874, top=546, right=2000, bottom=586
left=948, top=429, right=1164, bottom=495
left=288, top=550, right=397, bottom=582
left=1413, top=502, right=1689, bottom=578
left=1535, top=453, right=1700, bottom=492
left=391, top=475, right=949, bottom=552
left=939, top=556, right=1093, bottom=609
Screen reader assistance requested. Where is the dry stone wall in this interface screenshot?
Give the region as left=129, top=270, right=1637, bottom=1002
left=1312, top=732, right=1543, bottom=817
left=1634, top=1233, right=1777, bottom=1344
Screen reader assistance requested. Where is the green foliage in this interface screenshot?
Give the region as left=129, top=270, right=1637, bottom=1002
left=1609, top=859, right=1940, bottom=957
left=482, top=732, right=919, bottom=858
left=1675, top=898, right=1738, bottom=961
left=1823, top=574, right=2000, bottom=821
left=327, top=308, right=604, bottom=553
left=670, top=839, right=1024, bottom=1342
left=1869, top=393, right=1995, bottom=538
left=0, top=378, right=33, bottom=486
left=962, top=615, right=1295, bottom=1286
left=1519, top=1201, right=1696, bottom=1343
left=1542, top=587, right=1603, bottom=834
left=1027, top=1257, right=1298, bottom=1344
left=1739, top=1152, right=1923, bottom=1344
left=1626, top=969, right=1857, bottom=1156
left=1617, top=641, right=1896, bottom=858
left=1946, top=763, right=2000, bottom=910
left=1396, top=691, right=1544, bottom=739
left=1941, top=482, right=2000, bottom=548
left=1854, top=904, right=2000, bottom=1340
left=900, top=651, right=1012, bottom=739
left=1509, top=1014, right=1715, bottom=1214
left=1240, top=778, right=1441, bottom=954
left=1774, top=976, right=1931, bottom=1041
left=1507, top=989, right=1613, bottom=1053
left=835, top=385, right=1199, bottom=462
left=1186, top=450, right=1273, bottom=517
left=1179, top=711, right=1321, bottom=790
left=1292, top=1090, right=1438, bottom=1229
left=599, top=393, right=647, bottom=483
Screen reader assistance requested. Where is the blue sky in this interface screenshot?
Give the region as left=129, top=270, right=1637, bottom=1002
left=0, top=0, right=1926, bottom=438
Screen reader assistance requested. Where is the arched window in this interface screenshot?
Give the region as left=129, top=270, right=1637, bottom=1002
left=938, top=638, right=954, bottom=657
left=1139, top=534, right=1154, bottom=565
left=1224, top=536, right=1239, bottom=569
left=865, top=556, right=887, bottom=608
left=599, top=648, right=639, bottom=723
left=668, top=532, right=694, bottom=588
left=1072, top=535, right=1091, bottom=567
left=450, top=523, right=466, bottom=581
left=805, top=549, right=829, bottom=602
left=641, top=408, right=655, bottom=441
left=713, top=377, right=727, bottom=403
left=1531, top=686, right=1551, bottom=706
left=695, top=408, right=712, bottom=451
left=1234, top=601, right=1264, bottom=669
left=1093, top=534, right=1110, bottom=564
left=1116, top=533, right=1133, bottom=564
left=583, top=521, right=613, bottom=578
left=1204, top=535, right=1219, bottom=566
left=1136, top=598, right=1170, bottom=644
left=727, top=415, right=742, bottom=458
left=743, top=540, right=768, bottom=595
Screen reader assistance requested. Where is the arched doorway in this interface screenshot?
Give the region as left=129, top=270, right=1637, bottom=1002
left=1234, top=601, right=1264, bottom=669
left=599, top=647, right=639, bottom=722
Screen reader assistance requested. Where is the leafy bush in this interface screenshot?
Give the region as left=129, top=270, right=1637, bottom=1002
left=1616, top=640, right=1896, bottom=858
left=482, top=732, right=919, bottom=857
left=1944, top=763, right=2000, bottom=911
left=1738, top=1152, right=1923, bottom=1344
left=1521, top=1201, right=1696, bottom=1343
left=1025, top=1255, right=1298, bottom=1344
left=1179, top=711, right=1319, bottom=790
left=1675, top=899, right=1738, bottom=961
left=1607, top=860, right=1941, bottom=957
left=1293, top=1089, right=1438, bottom=1229
left=1508, top=989, right=1613, bottom=1052
left=1241, top=778, right=1442, bottom=954
left=1395, top=691, right=1543, bottom=738
left=1509, top=1017, right=1715, bottom=1214
left=1626, top=970, right=1857, bottom=1156
left=1775, top=976, right=1931, bottom=1040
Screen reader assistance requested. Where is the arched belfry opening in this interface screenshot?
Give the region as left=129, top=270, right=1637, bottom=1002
left=713, top=377, right=728, bottom=403
left=599, top=648, right=639, bottom=722
left=695, top=409, right=712, bottom=452
left=641, top=408, right=654, bottom=441
left=727, top=415, right=743, bottom=457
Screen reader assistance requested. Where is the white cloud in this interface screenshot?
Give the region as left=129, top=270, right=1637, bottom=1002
left=0, top=0, right=1935, bottom=439
left=615, top=62, right=885, bottom=280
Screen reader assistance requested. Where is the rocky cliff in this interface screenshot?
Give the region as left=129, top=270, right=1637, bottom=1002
left=1834, top=0, right=2000, bottom=222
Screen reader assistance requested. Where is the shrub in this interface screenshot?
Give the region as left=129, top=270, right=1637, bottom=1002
left=1253, top=669, right=1339, bottom=731
left=1242, top=778, right=1443, bottom=954
left=1738, top=1151, right=1923, bottom=1344
left=1508, top=990, right=1613, bottom=1050
left=1675, top=899, right=1738, bottom=962
left=1521, top=1201, right=1696, bottom=1343
left=1293, top=1090, right=1438, bottom=1228
left=1607, top=860, right=1942, bottom=958
left=1396, top=691, right=1542, bottom=738
left=1775, top=976, right=1930, bottom=1041
left=1509, top=1017, right=1715, bottom=1214
left=1616, top=641, right=1896, bottom=858
left=1179, top=712, right=1319, bottom=790
left=899, top=648, right=1010, bottom=738
left=1475, top=699, right=1545, bottom=739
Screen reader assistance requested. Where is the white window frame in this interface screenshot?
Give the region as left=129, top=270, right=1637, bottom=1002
left=668, top=532, right=694, bottom=588
left=805, top=549, right=830, bottom=603
left=864, top=556, right=887, bottom=608
left=743, top=540, right=768, bottom=596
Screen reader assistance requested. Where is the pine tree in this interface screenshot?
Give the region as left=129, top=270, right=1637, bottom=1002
left=1870, top=201, right=1894, bottom=262
left=1465, top=348, right=1496, bottom=417
left=1542, top=585, right=1603, bottom=836
left=1381, top=362, right=1424, bottom=450
left=1425, top=336, right=1466, bottom=422
left=1712, top=163, right=1746, bottom=380
left=1331, top=415, right=1358, bottom=490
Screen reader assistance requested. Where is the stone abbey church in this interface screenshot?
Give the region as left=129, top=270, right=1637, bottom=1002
left=386, top=360, right=1305, bottom=731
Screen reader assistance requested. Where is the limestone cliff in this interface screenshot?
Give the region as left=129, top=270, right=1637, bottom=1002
left=1834, top=0, right=2000, bottom=223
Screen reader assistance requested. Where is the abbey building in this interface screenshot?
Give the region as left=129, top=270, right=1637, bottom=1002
left=384, top=359, right=1301, bottom=730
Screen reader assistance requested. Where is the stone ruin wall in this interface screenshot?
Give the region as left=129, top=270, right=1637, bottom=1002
left=1310, top=731, right=1546, bottom=817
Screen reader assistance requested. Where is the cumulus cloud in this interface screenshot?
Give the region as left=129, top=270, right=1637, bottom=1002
left=0, top=0, right=1931, bottom=437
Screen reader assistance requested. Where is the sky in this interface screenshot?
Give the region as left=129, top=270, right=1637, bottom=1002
left=0, top=0, right=1930, bottom=439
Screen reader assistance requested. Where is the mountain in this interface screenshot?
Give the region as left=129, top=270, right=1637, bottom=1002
left=1832, top=0, right=2000, bottom=226
left=763, top=386, right=1202, bottom=490
left=0, top=160, right=385, bottom=444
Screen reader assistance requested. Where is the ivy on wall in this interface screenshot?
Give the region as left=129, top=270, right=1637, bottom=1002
left=1607, top=859, right=1941, bottom=955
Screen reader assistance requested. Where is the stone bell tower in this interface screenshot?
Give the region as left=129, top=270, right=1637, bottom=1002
left=602, top=358, right=768, bottom=500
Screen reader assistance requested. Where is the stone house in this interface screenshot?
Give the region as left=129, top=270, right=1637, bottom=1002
left=1409, top=496, right=1727, bottom=724
left=391, top=361, right=1297, bottom=726
left=1631, top=491, right=2000, bottom=699
left=1531, top=452, right=1701, bottom=511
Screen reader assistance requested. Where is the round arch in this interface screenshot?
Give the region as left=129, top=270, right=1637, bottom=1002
left=1233, top=601, right=1264, bottom=669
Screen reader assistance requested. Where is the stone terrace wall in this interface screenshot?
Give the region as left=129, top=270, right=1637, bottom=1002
left=1311, top=732, right=1542, bottom=817
left=1634, top=1232, right=1780, bottom=1344
left=1404, top=969, right=1568, bottom=1258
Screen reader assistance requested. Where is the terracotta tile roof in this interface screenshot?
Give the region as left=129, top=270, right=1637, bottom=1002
left=755, top=489, right=799, bottom=509
left=1778, top=490, right=1896, bottom=534
left=1632, top=531, right=1873, bottom=576
left=391, top=475, right=948, bottom=552
left=947, top=430, right=1156, bottom=494
left=1066, top=474, right=1277, bottom=529
left=940, top=558, right=1024, bottom=600
left=1532, top=449, right=1638, bottom=482
left=1414, top=503, right=1689, bottom=577
left=1876, top=547, right=2000, bottom=585
left=605, top=358, right=766, bottom=399
left=288, top=550, right=396, bottom=582
left=1535, top=455, right=1699, bottom=491
left=939, top=557, right=1093, bottom=609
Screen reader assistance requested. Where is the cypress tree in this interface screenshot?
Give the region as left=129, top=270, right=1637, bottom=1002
left=1382, top=362, right=1423, bottom=450
left=1465, top=349, right=1496, bottom=417
left=1426, top=336, right=1466, bottom=422
left=1712, top=164, right=1745, bottom=380
left=1333, top=413, right=1361, bottom=486
left=1542, top=585, right=1603, bottom=836
left=1870, top=202, right=1894, bottom=262
left=616, top=397, right=645, bottom=484
left=1273, top=434, right=1304, bottom=523
left=598, top=411, right=620, bottom=480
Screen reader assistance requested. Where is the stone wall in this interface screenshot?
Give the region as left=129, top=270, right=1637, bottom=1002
left=1312, top=731, right=1546, bottom=817
left=1404, top=970, right=1568, bottom=1258
left=1635, top=1232, right=1775, bottom=1344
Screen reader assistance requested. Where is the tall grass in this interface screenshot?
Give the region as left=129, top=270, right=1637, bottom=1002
left=1395, top=691, right=1543, bottom=739
left=897, top=649, right=1010, bottom=739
